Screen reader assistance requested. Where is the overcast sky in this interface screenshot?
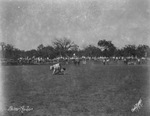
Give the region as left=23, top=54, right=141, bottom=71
left=0, top=0, right=150, bottom=50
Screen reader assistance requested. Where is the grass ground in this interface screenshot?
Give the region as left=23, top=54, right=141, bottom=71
left=2, top=61, right=150, bottom=116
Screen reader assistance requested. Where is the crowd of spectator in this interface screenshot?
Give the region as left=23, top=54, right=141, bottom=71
left=0, top=55, right=149, bottom=66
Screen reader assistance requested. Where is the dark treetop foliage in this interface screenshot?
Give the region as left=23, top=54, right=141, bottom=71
left=0, top=39, right=150, bottom=60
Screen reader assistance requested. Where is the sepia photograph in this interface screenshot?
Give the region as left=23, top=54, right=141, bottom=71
left=0, top=0, right=150, bottom=116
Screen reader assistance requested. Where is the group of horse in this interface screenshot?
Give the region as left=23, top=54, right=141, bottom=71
left=49, top=56, right=149, bottom=75
left=49, top=58, right=84, bottom=75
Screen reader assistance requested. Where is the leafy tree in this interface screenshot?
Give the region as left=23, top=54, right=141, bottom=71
left=37, top=44, right=44, bottom=57
left=83, top=45, right=101, bottom=57
left=37, top=44, right=44, bottom=51
left=41, top=45, right=56, bottom=59
left=5, top=44, right=14, bottom=59
left=12, top=48, right=22, bottom=60
left=0, top=42, right=6, bottom=57
left=115, top=48, right=124, bottom=57
left=136, top=45, right=149, bottom=58
left=26, top=49, right=38, bottom=58
left=52, top=37, right=78, bottom=56
left=36, top=44, right=56, bottom=59
left=98, top=40, right=116, bottom=57
left=0, top=42, right=6, bottom=50
left=122, top=45, right=137, bottom=57
left=147, top=48, right=150, bottom=57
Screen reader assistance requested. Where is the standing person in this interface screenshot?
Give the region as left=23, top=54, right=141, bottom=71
left=73, top=53, right=76, bottom=57
left=82, top=58, right=86, bottom=64
left=137, top=58, right=141, bottom=64
left=103, top=59, right=106, bottom=65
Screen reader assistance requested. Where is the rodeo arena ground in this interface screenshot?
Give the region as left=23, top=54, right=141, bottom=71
left=1, top=55, right=150, bottom=116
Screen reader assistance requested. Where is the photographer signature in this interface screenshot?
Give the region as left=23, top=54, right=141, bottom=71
left=131, top=98, right=143, bottom=112
left=7, top=106, right=33, bottom=113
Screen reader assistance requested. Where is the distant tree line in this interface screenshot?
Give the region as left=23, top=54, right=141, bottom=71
left=0, top=38, right=150, bottom=60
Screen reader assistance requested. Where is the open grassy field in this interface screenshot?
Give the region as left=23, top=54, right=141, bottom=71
left=2, top=61, right=150, bottom=116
